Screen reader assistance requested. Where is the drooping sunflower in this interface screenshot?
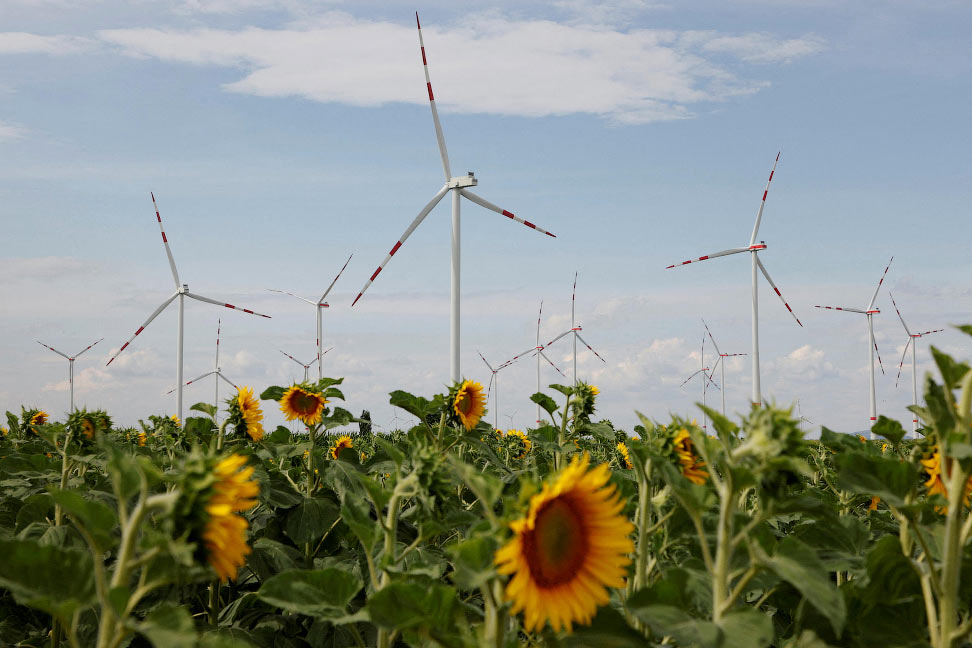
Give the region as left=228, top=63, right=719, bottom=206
left=30, top=411, right=49, bottom=426
left=170, top=414, right=181, bottom=427
left=589, top=385, right=600, bottom=396
left=616, top=441, right=633, bottom=470
left=673, top=429, right=709, bottom=485
left=81, top=418, right=96, bottom=440
left=280, top=385, right=328, bottom=426
left=202, top=454, right=260, bottom=582
left=451, top=380, right=486, bottom=430
left=921, top=446, right=972, bottom=512
left=495, top=452, right=635, bottom=634
left=330, top=435, right=354, bottom=460
left=229, top=386, right=265, bottom=442
left=137, top=431, right=147, bottom=447
left=504, top=429, right=532, bottom=460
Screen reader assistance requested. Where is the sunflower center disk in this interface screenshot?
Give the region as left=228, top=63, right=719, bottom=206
left=456, top=393, right=473, bottom=416
left=525, top=497, right=588, bottom=588
left=292, top=391, right=319, bottom=416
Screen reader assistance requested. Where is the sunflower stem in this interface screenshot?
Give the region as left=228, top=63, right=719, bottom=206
left=208, top=579, right=220, bottom=626
left=54, top=430, right=73, bottom=526
left=712, top=475, right=735, bottom=624
left=216, top=418, right=229, bottom=451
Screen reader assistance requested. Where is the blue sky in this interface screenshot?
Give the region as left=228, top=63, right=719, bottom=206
left=1, top=0, right=969, bottom=435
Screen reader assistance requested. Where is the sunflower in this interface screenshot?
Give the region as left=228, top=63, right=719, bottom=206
left=452, top=380, right=486, bottom=430
left=589, top=385, right=600, bottom=396
left=495, top=452, right=635, bottom=633
left=137, top=431, right=147, bottom=447
left=330, top=435, right=353, bottom=460
left=30, top=411, right=49, bottom=426
left=921, top=446, right=972, bottom=512
left=504, top=429, right=532, bottom=459
left=81, top=419, right=96, bottom=441
left=280, top=385, right=328, bottom=426
left=616, top=441, right=633, bottom=469
left=170, top=414, right=181, bottom=427
left=202, top=454, right=260, bottom=582
left=673, top=429, right=708, bottom=485
left=233, top=386, right=265, bottom=442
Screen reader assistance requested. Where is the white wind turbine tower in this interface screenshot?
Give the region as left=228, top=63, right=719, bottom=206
left=666, top=153, right=802, bottom=408
left=889, top=291, right=943, bottom=436
left=279, top=349, right=329, bottom=383
left=351, top=13, right=556, bottom=384
left=679, top=333, right=720, bottom=432
left=815, top=257, right=893, bottom=436
left=702, top=319, right=747, bottom=418
left=107, top=193, right=271, bottom=424
left=269, top=254, right=351, bottom=380
left=478, top=351, right=516, bottom=430
left=543, top=272, right=606, bottom=385
left=166, top=319, right=238, bottom=422
left=36, top=338, right=103, bottom=413
left=506, top=301, right=567, bottom=427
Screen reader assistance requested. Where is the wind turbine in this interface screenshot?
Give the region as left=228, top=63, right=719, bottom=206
left=351, top=13, right=556, bottom=384
left=166, top=319, right=238, bottom=423
left=478, top=351, right=516, bottom=430
left=815, top=257, right=893, bottom=436
left=702, top=319, right=747, bottom=418
left=679, top=332, right=720, bottom=432
left=107, top=193, right=271, bottom=424
left=889, top=291, right=943, bottom=436
left=268, top=253, right=352, bottom=380
left=36, top=338, right=103, bottom=413
left=279, top=349, right=329, bottom=383
left=543, top=272, right=606, bottom=385
left=666, top=153, right=802, bottom=408
left=506, top=301, right=567, bottom=427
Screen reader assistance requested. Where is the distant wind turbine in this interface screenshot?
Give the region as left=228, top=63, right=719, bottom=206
left=166, top=319, right=237, bottom=424
left=36, top=337, right=103, bottom=413
left=543, top=272, right=606, bottom=385
left=351, top=13, right=556, bottom=384
left=280, top=349, right=329, bottom=383
left=107, top=193, right=271, bottom=423
left=666, top=153, right=802, bottom=408
left=507, top=301, right=567, bottom=427
left=702, top=319, right=747, bottom=418
left=478, top=351, right=516, bottom=430
left=889, top=291, right=943, bottom=436
left=680, top=332, right=719, bottom=432
left=815, top=257, right=893, bottom=436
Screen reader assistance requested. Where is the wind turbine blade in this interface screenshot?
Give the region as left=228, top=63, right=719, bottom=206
left=216, top=372, right=238, bottom=389
left=478, top=351, right=495, bottom=373
left=279, top=350, right=305, bottom=367
left=543, top=330, right=573, bottom=348
left=749, top=152, right=780, bottom=246
left=167, top=371, right=215, bottom=394
left=214, top=319, right=221, bottom=369
left=704, top=369, right=720, bottom=390
left=486, top=373, right=494, bottom=403
left=711, top=354, right=722, bottom=375
left=151, top=192, right=181, bottom=289
left=267, top=288, right=316, bottom=306
left=895, top=337, right=913, bottom=388
left=680, top=368, right=705, bottom=387
left=814, top=305, right=866, bottom=314
left=917, top=328, right=945, bottom=337
left=665, top=247, right=749, bottom=269
left=352, top=184, right=450, bottom=306
left=319, top=253, right=353, bottom=303
left=507, top=346, right=539, bottom=363
left=755, top=257, right=803, bottom=326
left=185, top=292, right=271, bottom=318
left=702, top=319, right=722, bottom=355
left=572, top=271, right=577, bottom=325
left=72, top=338, right=104, bottom=359
left=874, top=337, right=885, bottom=375
left=540, top=351, right=567, bottom=377
left=575, top=332, right=606, bottom=363
left=322, top=347, right=334, bottom=355
left=107, top=292, right=178, bottom=365
left=888, top=291, right=912, bottom=336
left=460, top=189, right=557, bottom=238
left=37, top=341, right=70, bottom=360
left=416, top=13, right=452, bottom=181
left=867, top=256, right=893, bottom=311
left=536, top=301, right=543, bottom=346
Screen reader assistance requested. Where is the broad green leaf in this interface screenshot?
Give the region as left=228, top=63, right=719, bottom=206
left=14, top=493, right=53, bottom=534
left=581, top=421, right=617, bottom=443
left=184, top=416, right=214, bottom=439
left=447, top=535, right=498, bottom=590
left=530, top=392, right=558, bottom=417
left=257, top=568, right=362, bottom=619
left=871, top=416, right=906, bottom=445
left=262, top=473, right=303, bottom=509
left=49, top=489, right=117, bottom=551
left=137, top=604, right=196, bottom=647
left=565, top=606, right=649, bottom=647
left=366, top=582, right=457, bottom=632
left=627, top=569, right=690, bottom=609
left=374, top=436, right=405, bottom=469
left=190, top=402, right=217, bottom=417
left=930, top=345, right=970, bottom=391
left=718, top=609, right=773, bottom=648
left=260, top=385, right=286, bottom=401
left=0, top=538, right=95, bottom=623
left=247, top=539, right=301, bottom=584
left=765, top=537, right=845, bottom=635
left=549, top=384, right=573, bottom=397
left=389, top=390, right=436, bottom=421
left=835, top=451, right=917, bottom=507
left=341, top=491, right=379, bottom=552
left=450, top=459, right=502, bottom=511
left=627, top=604, right=719, bottom=648
left=321, top=407, right=354, bottom=429
left=285, top=497, right=340, bottom=545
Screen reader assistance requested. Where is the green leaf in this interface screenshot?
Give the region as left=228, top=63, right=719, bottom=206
left=366, top=582, right=458, bottom=632
left=137, top=604, right=197, bottom=647
left=389, top=390, right=436, bottom=422
left=268, top=426, right=291, bottom=443
left=263, top=473, right=303, bottom=509
left=0, top=538, right=95, bottom=623
left=930, top=345, right=970, bottom=391
left=190, top=402, right=217, bottom=417
left=565, top=606, right=649, bottom=647
left=764, top=537, right=845, bottom=635
left=580, top=421, right=617, bottom=443
left=49, top=489, right=118, bottom=551
left=530, top=392, right=558, bottom=417
left=450, top=459, right=502, bottom=511
left=257, top=568, right=362, bottom=619
left=184, top=416, right=214, bottom=439
left=447, top=535, right=498, bottom=590
left=247, top=539, right=302, bottom=583
left=321, top=407, right=354, bottom=429
left=260, top=385, right=286, bottom=401
left=374, top=436, right=405, bottom=469
left=549, top=384, right=573, bottom=397
left=871, top=416, right=906, bottom=445
left=15, top=493, right=53, bottom=534
left=718, top=609, right=774, bottom=648
left=341, top=491, right=379, bottom=552
left=627, top=604, right=719, bottom=648
left=284, top=497, right=340, bottom=545
left=835, top=451, right=917, bottom=507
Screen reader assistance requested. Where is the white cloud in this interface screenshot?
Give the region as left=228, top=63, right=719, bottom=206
left=0, top=256, right=101, bottom=281
left=0, top=120, right=26, bottom=141
left=765, top=344, right=837, bottom=380
left=98, top=14, right=824, bottom=124
left=0, top=32, right=94, bottom=55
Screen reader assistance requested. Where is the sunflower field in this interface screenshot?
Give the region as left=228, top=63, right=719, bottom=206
left=1, top=328, right=972, bottom=648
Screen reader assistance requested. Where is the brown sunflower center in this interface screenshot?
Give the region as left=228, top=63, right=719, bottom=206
left=290, top=390, right=321, bottom=416
left=456, top=391, right=473, bottom=416
left=523, top=496, right=588, bottom=588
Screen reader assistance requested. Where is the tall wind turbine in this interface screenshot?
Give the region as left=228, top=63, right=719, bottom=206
left=269, top=254, right=351, bottom=380
left=702, top=319, right=747, bottom=418
left=36, top=338, right=103, bottom=413
left=543, top=272, right=606, bottom=385
left=166, top=320, right=238, bottom=423
left=506, top=301, right=567, bottom=427
left=680, top=333, right=720, bottom=432
left=107, top=193, right=271, bottom=424
left=889, top=291, right=943, bottom=436
left=666, top=153, right=802, bottom=408
left=351, top=13, right=556, bottom=384
left=478, top=351, right=516, bottom=430
left=815, top=257, right=893, bottom=435
left=279, top=349, right=328, bottom=383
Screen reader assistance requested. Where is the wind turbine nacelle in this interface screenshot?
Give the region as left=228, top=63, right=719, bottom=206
left=748, top=244, right=767, bottom=251
left=866, top=309, right=880, bottom=314
left=447, top=172, right=478, bottom=189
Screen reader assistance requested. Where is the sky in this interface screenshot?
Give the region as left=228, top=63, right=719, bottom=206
left=1, top=0, right=969, bottom=437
